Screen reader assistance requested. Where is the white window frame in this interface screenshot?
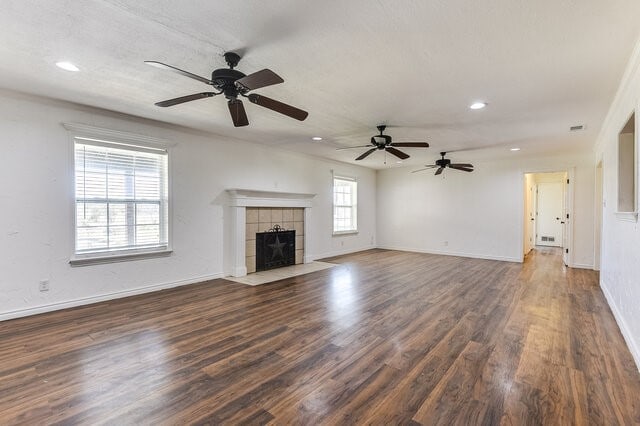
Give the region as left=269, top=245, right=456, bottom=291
left=615, top=111, right=639, bottom=222
left=64, top=123, right=174, bottom=265
left=332, top=174, right=358, bottom=235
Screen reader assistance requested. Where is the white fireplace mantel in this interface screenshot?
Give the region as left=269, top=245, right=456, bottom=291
left=226, top=189, right=316, bottom=277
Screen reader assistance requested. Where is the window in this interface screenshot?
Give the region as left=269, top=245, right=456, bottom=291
left=73, top=137, right=169, bottom=260
left=333, top=176, right=357, bottom=234
left=617, top=112, right=637, bottom=220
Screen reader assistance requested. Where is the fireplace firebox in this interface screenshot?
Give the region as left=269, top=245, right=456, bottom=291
left=256, top=225, right=296, bottom=271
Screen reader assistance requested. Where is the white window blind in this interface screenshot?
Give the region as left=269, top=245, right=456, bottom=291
left=333, top=176, right=357, bottom=233
left=74, top=139, right=169, bottom=255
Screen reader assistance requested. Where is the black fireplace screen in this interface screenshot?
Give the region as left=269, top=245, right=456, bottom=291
left=256, top=227, right=296, bottom=271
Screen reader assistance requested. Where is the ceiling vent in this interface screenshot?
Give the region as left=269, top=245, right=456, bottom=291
left=570, top=125, right=585, bottom=132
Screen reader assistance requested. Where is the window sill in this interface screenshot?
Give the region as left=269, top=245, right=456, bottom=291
left=333, top=230, right=359, bottom=236
left=70, top=248, right=172, bottom=266
left=614, top=211, right=638, bottom=222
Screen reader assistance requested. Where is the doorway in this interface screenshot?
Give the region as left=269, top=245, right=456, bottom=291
left=523, top=171, right=571, bottom=266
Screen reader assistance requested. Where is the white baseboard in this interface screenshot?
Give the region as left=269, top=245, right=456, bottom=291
left=376, top=245, right=522, bottom=263
left=601, top=282, right=640, bottom=372
left=308, top=245, right=376, bottom=261
left=571, top=263, right=595, bottom=269
left=0, top=272, right=225, bottom=322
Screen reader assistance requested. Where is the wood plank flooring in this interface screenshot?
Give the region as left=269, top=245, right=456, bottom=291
left=1, top=248, right=639, bottom=424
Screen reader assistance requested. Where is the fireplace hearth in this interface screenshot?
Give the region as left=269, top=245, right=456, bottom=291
left=256, top=225, right=296, bottom=271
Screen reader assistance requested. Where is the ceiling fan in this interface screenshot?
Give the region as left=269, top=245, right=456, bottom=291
left=412, top=152, right=474, bottom=175
left=337, top=125, right=430, bottom=161
left=145, top=52, right=308, bottom=127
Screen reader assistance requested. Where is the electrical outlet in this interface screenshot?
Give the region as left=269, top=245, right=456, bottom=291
left=39, top=280, right=50, bottom=292
left=341, top=241, right=344, bottom=247
left=443, top=241, right=449, bottom=247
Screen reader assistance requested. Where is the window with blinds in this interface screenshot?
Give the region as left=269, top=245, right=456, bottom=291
left=333, top=176, right=358, bottom=233
left=74, top=138, right=169, bottom=256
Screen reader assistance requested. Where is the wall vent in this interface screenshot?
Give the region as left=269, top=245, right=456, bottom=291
left=541, top=236, right=555, bottom=242
left=570, top=125, right=585, bottom=132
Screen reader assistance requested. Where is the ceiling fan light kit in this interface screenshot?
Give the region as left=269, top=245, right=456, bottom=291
left=146, top=51, right=308, bottom=127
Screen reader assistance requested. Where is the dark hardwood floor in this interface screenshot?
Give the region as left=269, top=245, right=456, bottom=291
left=1, top=248, right=639, bottom=424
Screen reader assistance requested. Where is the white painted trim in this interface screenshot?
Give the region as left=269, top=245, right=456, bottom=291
left=70, top=248, right=172, bottom=266
left=226, top=189, right=316, bottom=208
left=308, top=245, right=376, bottom=261
left=375, top=245, right=522, bottom=263
left=62, top=122, right=175, bottom=149
left=0, top=272, right=225, bottom=322
left=601, top=282, right=640, bottom=372
left=571, top=263, right=595, bottom=270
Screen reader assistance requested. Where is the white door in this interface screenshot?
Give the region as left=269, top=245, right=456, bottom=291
left=536, top=182, right=563, bottom=247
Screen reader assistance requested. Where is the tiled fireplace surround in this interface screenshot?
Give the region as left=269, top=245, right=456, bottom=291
left=245, top=207, right=305, bottom=273
left=226, top=189, right=316, bottom=277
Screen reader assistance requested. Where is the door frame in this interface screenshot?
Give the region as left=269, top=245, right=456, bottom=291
left=594, top=160, right=603, bottom=271
left=519, top=167, right=575, bottom=266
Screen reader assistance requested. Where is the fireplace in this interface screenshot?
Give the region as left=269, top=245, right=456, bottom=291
left=226, top=189, right=316, bottom=277
left=256, top=226, right=296, bottom=271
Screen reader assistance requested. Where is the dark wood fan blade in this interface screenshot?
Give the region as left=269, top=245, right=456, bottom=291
left=356, top=148, right=378, bottom=161
left=449, top=165, right=474, bottom=172
left=389, top=142, right=430, bottom=148
left=145, top=61, right=212, bottom=85
left=236, top=69, right=284, bottom=91
left=435, top=167, right=444, bottom=175
left=228, top=99, right=249, bottom=127
left=247, top=94, right=308, bottom=121
left=412, top=166, right=435, bottom=173
left=336, top=145, right=374, bottom=151
left=385, top=147, right=410, bottom=160
left=449, top=163, right=474, bottom=168
left=155, top=92, right=217, bottom=107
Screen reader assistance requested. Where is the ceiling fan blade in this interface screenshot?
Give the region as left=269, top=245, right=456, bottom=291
left=336, top=145, right=374, bottom=151
left=449, top=165, right=474, bottom=172
left=247, top=94, right=308, bottom=121
left=411, top=167, right=435, bottom=173
left=449, top=163, right=474, bottom=168
left=228, top=99, right=249, bottom=127
left=236, top=69, right=284, bottom=91
left=355, top=148, right=378, bottom=161
left=145, top=61, right=212, bottom=85
left=385, top=147, right=410, bottom=160
left=389, top=142, right=430, bottom=148
left=154, top=92, right=218, bottom=107
left=435, top=167, right=445, bottom=175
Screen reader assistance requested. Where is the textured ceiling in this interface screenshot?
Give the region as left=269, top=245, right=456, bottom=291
left=1, top=0, right=639, bottom=169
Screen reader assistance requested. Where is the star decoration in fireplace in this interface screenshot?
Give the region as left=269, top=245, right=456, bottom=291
left=268, top=236, right=286, bottom=260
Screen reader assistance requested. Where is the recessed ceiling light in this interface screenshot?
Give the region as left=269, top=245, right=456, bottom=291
left=469, top=102, right=487, bottom=110
left=55, top=61, right=79, bottom=72
left=311, top=136, right=323, bottom=141
left=396, top=161, right=403, bottom=164
left=510, top=147, right=521, bottom=151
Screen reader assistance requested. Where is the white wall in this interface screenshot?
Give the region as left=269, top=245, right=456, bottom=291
left=376, top=152, right=595, bottom=267
left=594, top=40, right=640, bottom=370
left=0, top=90, right=376, bottom=320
